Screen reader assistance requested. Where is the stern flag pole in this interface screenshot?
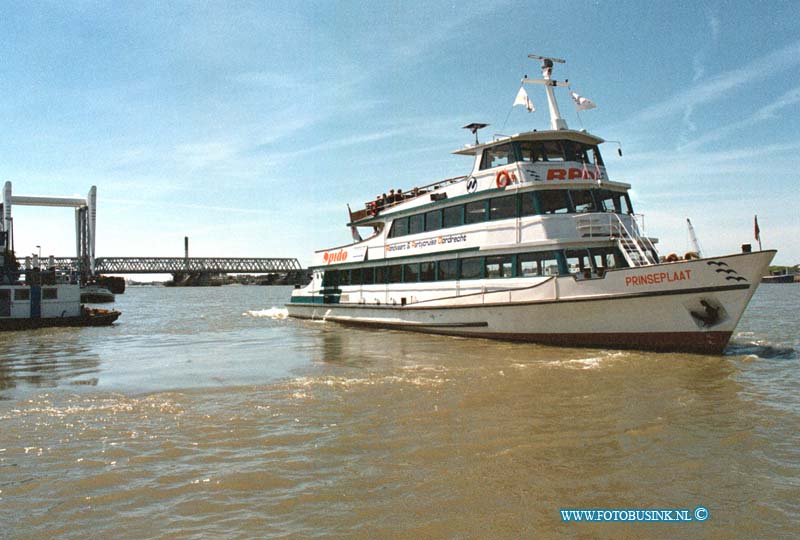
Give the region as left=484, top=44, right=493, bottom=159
left=754, top=215, right=762, bottom=251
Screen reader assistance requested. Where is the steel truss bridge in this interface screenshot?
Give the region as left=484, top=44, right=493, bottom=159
left=32, top=257, right=304, bottom=275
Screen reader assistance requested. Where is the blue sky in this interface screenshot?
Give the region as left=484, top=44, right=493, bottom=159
left=1, top=0, right=798, bottom=270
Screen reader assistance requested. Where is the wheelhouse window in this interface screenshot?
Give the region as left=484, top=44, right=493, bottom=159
left=425, top=209, right=443, bottom=232
left=520, top=192, right=539, bottom=216
left=570, top=190, right=596, bottom=212
left=485, top=255, right=513, bottom=278
left=420, top=262, right=436, bottom=282
left=443, top=205, right=463, bottom=228
left=538, top=190, right=571, bottom=213
left=438, top=259, right=459, bottom=281
left=595, top=189, right=632, bottom=213
left=479, top=143, right=515, bottom=170
left=517, top=141, right=544, bottom=162
left=409, top=213, right=425, bottom=235
left=465, top=200, right=487, bottom=224
left=460, top=257, right=483, bottom=279
left=540, top=141, right=565, bottom=161
left=489, top=195, right=517, bottom=220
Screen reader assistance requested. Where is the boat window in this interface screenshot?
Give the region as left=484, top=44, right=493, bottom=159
left=592, top=146, right=605, bottom=166
left=338, top=270, right=351, bottom=286
left=485, top=255, right=513, bottom=278
left=390, top=217, right=408, bottom=238
left=420, top=262, right=436, bottom=282
left=443, top=205, right=463, bottom=228
left=322, top=270, right=338, bottom=287
left=465, top=200, right=487, bottom=224
left=425, top=209, right=443, bottom=232
left=570, top=190, right=596, bottom=212
left=438, top=259, right=459, bottom=280
left=460, top=257, right=483, bottom=279
left=407, top=214, right=424, bottom=235
left=590, top=247, right=627, bottom=270
left=375, top=266, right=386, bottom=284
left=538, top=190, right=571, bottom=213
left=520, top=192, right=539, bottom=216
left=518, top=251, right=560, bottom=277
left=541, top=141, right=564, bottom=161
left=490, top=195, right=517, bottom=220
left=517, top=141, right=545, bottom=162
left=362, top=267, right=375, bottom=285
left=403, top=263, right=419, bottom=283
left=42, top=288, right=58, bottom=300
left=622, top=193, right=633, bottom=214
left=14, top=289, right=30, bottom=301
left=562, top=141, right=579, bottom=162
left=564, top=249, right=592, bottom=275
left=387, top=265, right=403, bottom=284
left=479, top=143, right=515, bottom=170
left=595, top=189, right=618, bottom=212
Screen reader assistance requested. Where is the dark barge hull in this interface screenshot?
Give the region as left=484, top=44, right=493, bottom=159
left=0, top=308, right=120, bottom=331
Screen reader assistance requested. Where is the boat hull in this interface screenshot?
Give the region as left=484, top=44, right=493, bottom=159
left=287, top=250, right=775, bottom=354
left=0, top=308, right=120, bottom=331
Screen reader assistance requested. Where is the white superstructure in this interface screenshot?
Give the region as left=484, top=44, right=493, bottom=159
left=286, top=55, right=774, bottom=354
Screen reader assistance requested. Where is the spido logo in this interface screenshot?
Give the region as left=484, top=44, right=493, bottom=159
left=323, top=249, right=348, bottom=264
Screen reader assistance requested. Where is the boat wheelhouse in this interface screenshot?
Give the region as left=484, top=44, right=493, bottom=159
left=287, top=55, right=775, bottom=354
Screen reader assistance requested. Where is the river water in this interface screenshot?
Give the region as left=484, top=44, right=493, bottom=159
left=1, top=284, right=798, bottom=539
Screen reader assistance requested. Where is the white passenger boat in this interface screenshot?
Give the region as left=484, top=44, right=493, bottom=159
left=287, top=55, right=775, bottom=354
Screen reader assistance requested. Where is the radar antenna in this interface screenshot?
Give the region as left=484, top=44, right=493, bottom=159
left=462, top=123, right=489, bottom=145
left=522, top=53, right=570, bottom=130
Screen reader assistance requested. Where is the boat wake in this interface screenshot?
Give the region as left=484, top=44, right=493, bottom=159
left=725, top=340, right=797, bottom=360
left=243, top=307, right=289, bottom=320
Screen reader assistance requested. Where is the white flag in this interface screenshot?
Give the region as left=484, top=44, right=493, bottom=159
left=570, top=91, right=596, bottom=111
left=513, top=87, right=534, bottom=112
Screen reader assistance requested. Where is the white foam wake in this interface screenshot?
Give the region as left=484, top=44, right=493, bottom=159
left=243, top=307, right=289, bottom=319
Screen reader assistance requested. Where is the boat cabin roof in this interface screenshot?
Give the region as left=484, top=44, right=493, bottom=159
left=453, top=129, right=604, bottom=156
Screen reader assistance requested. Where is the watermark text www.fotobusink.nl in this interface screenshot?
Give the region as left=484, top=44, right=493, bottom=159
left=560, top=506, right=709, bottom=523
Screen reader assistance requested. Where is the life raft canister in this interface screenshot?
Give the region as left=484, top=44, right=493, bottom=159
left=495, top=170, right=514, bottom=188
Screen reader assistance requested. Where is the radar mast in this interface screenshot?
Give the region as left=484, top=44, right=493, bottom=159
left=522, top=54, right=570, bottom=130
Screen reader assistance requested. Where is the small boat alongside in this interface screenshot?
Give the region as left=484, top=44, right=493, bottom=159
left=761, top=270, right=796, bottom=284
left=80, top=284, right=115, bottom=303
left=286, top=54, right=775, bottom=354
left=0, top=182, right=121, bottom=331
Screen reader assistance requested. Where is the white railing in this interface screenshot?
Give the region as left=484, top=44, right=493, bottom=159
left=575, top=213, right=658, bottom=267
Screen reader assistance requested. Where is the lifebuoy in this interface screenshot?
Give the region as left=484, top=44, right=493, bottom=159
left=495, top=170, right=512, bottom=188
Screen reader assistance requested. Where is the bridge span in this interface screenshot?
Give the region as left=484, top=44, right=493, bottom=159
left=41, top=256, right=304, bottom=275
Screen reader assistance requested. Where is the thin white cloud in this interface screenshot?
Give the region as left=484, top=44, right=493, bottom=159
left=678, top=85, right=800, bottom=150
left=616, top=40, right=800, bottom=128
